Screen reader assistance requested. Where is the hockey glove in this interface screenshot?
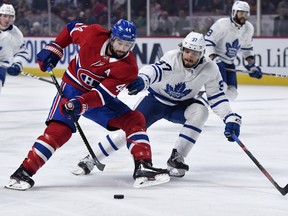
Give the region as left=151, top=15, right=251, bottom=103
left=7, top=63, right=21, bottom=76
left=60, top=97, right=88, bottom=118
left=224, top=113, right=242, bottom=142
left=127, top=75, right=150, bottom=95
left=37, top=42, right=63, bottom=72
left=245, top=63, right=262, bottom=79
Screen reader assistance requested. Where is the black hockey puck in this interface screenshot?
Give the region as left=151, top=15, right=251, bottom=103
left=114, top=194, right=124, bottom=199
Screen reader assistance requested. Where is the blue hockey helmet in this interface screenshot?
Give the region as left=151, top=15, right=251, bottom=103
left=111, top=19, right=137, bottom=42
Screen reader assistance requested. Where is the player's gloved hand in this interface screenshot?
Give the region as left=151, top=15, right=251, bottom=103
left=127, top=75, right=149, bottom=95
left=7, top=63, right=21, bottom=76
left=223, top=113, right=242, bottom=142
left=59, top=97, right=88, bottom=118
left=37, top=42, right=63, bottom=72
left=245, top=63, right=262, bottom=79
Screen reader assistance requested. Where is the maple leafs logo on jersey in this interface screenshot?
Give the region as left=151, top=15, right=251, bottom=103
left=225, top=39, right=240, bottom=58
left=164, top=82, right=192, bottom=99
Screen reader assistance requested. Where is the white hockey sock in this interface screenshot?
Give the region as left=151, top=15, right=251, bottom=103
left=95, top=130, right=126, bottom=161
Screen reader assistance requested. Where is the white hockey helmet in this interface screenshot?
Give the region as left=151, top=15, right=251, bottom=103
left=180, top=31, right=206, bottom=58
left=0, top=4, right=15, bottom=20
left=231, top=1, right=250, bottom=18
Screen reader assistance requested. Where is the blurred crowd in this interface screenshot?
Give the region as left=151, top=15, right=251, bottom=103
left=1, top=0, right=288, bottom=37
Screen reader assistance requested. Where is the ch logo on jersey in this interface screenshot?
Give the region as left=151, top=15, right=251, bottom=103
left=164, top=82, right=192, bottom=99
left=225, top=39, right=241, bottom=58
left=77, top=68, right=105, bottom=89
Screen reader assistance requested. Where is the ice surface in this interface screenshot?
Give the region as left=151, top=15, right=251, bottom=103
left=1, top=76, right=288, bottom=216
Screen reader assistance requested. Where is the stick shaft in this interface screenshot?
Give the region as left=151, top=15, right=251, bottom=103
left=47, top=67, right=105, bottom=171
left=225, top=68, right=288, bottom=78
left=21, top=71, right=54, bottom=84
left=232, top=134, right=287, bottom=195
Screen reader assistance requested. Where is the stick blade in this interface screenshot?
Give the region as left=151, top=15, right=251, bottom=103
left=93, top=158, right=105, bottom=171
left=280, top=184, right=288, bottom=196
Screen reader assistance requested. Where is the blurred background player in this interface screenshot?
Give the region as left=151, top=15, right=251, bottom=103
left=72, top=31, right=242, bottom=178
left=5, top=19, right=169, bottom=191
left=0, top=3, right=27, bottom=94
left=204, top=0, right=262, bottom=100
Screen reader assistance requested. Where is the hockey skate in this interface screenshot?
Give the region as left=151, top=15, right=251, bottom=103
left=133, top=160, right=170, bottom=188
left=167, top=149, right=189, bottom=177
left=71, top=155, right=95, bottom=175
left=5, top=165, right=35, bottom=191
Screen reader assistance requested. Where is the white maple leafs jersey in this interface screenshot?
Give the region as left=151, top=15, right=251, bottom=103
left=204, top=18, right=254, bottom=64
left=0, top=25, right=27, bottom=68
left=139, top=49, right=233, bottom=119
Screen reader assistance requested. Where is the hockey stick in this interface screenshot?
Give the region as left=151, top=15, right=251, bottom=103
left=21, top=71, right=54, bottom=84
left=47, top=67, right=105, bottom=171
left=232, top=134, right=288, bottom=196
left=225, top=68, right=288, bottom=78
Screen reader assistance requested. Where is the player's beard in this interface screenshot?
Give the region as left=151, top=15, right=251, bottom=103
left=183, top=57, right=196, bottom=68
left=234, top=16, right=246, bottom=26
left=108, top=44, right=127, bottom=59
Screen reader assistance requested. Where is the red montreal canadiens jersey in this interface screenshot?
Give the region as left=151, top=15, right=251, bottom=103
left=55, top=22, right=138, bottom=100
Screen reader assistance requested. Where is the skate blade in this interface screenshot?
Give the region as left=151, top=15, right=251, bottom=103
left=133, top=173, right=170, bottom=188
left=4, top=179, right=32, bottom=191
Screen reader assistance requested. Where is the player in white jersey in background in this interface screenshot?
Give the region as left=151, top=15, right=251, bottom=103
left=72, top=31, right=242, bottom=178
left=204, top=0, right=262, bottom=100
left=0, top=3, right=28, bottom=94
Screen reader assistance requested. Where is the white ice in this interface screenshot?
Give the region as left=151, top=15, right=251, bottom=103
left=0, top=75, right=288, bottom=216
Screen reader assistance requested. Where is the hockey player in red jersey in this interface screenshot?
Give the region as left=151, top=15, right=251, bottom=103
left=5, top=19, right=169, bottom=190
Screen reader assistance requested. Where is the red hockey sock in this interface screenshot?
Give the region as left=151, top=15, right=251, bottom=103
left=22, top=122, right=72, bottom=175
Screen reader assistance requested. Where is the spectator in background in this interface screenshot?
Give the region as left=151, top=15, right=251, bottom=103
left=154, top=11, right=173, bottom=36
left=211, top=0, right=225, bottom=14
left=198, top=16, right=214, bottom=34
left=30, top=21, right=41, bottom=35
left=273, top=1, right=288, bottom=36
left=174, top=9, right=190, bottom=36
left=150, top=0, right=162, bottom=32
left=262, top=0, right=276, bottom=14
left=134, top=9, right=146, bottom=36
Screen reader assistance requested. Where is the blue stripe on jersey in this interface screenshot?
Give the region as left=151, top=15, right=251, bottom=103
left=98, top=142, right=109, bottom=156
left=148, top=88, right=179, bottom=105
left=207, top=92, right=225, bottom=100
left=184, top=124, right=202, bottom=133
left=151, top=64, right=162, bottom=83
left=241, top=47, right=253, bottom=51
left=67, top=21, right=78, bottom=32
left=15, top=54, right=28, bottom=60
left=204, top=39, right=216, bottom=46
left=34, top=142, right=53, bottom=160
left=210, top=99, right=229, bottom=109
left=107, top=135, right=118, bottom=150
left=179, top=134, right=196, bottom=144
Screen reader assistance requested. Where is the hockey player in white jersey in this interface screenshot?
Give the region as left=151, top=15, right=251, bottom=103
left=0, top=4, right=28, bottom=93
left=72, top=31, right=242, bottom=178
left=204, top=0, right=262, bottom=100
